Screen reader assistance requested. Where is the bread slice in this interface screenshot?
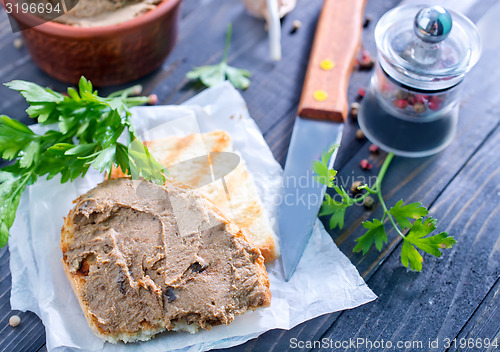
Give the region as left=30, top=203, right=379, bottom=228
left=142, top=131, right=280, bottom=262
left=61, top=178, right=271, bottom=343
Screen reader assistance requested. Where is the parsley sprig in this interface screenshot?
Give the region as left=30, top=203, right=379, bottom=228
left=186, top=23, right=251, bottom=90
left=313, top=145, right=456, bottom=271
left=0, top=77, right=166, bottom=247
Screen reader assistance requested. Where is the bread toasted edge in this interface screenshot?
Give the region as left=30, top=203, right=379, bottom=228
left=61, top=207, right=170, bottom=343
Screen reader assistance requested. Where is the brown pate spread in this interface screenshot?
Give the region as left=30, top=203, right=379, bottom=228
left=54, top=0, right=162, bottom=27
left=62, top=178, right=270, bottom=335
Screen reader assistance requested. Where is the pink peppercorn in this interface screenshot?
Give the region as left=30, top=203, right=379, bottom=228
left=428, top=101, right=441, bottom=110
left=361, top=50, right=371, bottom=61
left=369, top=144, right=379, bottom=153
left=148, top=94, right=158, bottom=105
left=358, top=87, right=366, bottom=97
left=360, top=159, right=372, bottom=170
left=393, top=99, right=409, bottom=109
left=357, top=50, right=375, bottom=70
left=415, top=94, right=427, bottom=104
left=428, top=96, right=442, bottom=110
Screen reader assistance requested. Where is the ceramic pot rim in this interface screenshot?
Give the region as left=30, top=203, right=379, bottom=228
left=2, top=0, right=181, bottom=37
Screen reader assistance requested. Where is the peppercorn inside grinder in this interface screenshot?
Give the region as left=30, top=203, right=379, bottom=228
left=358, top=5, right=481, bottom=157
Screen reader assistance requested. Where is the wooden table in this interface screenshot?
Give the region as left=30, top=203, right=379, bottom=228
left=1, top=0, right=499, bottom=351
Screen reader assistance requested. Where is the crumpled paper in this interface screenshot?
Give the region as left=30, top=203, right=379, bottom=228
left=9, top=82, right=376, bottom=352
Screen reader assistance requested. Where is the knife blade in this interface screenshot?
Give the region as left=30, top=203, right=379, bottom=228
left=278, top=0, right=367, bottom=281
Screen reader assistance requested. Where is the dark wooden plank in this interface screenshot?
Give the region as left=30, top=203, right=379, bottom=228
left=0, top=0, right=498, bottom=351
left=214, top=313, right=341, bottom=352
left=0, top=246, right=46, bottom=352
left=312, top=120, right=500, bottom=351
left=447, top=278, right=500, bottom=352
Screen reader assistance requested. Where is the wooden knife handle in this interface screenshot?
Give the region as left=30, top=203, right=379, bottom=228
left=298, top=0, right=367, bottom=122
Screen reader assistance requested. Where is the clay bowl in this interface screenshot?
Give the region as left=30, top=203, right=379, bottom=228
left=4, top=0, right=182, bottom=86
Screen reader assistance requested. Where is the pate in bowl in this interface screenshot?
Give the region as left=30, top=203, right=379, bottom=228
left=3, top=0, right=182, bottom=86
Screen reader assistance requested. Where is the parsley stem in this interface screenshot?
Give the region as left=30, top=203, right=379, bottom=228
left=222, top=23, right=232, bottom=63
left=125, top=97, right=151, bottom=107
left=108, top=85, right=143, bottom=98
left=374, top=152, right=405, bottom=238
left=13, top=172, right=32, bottom=198
left=375, top=152, right=394, bottom=190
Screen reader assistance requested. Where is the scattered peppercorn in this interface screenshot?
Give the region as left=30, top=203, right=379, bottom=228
left=291, top=20, right=302, bottom=34
left=363, top=196, right=375, bottom=209
left=13, top=38, right=23, bottom=50
left=356, top=129, right=365, bottom=140
left=368, top=144, right=379, bottom=154
left=359, top=58, right=375, bottom=70
left=360, top=159, right=372, bottom=170
left=148, top=94, right=158, bottom=105
left=9, top=315, right=21, bottom=327
left=350, top=102, right=360, bottom=120
left=358, top=50, right=375, bottom=70
left=357, top=87, right=366, bottom=100
left=351, top=180, right=363, bottom=194
left=363, top=16, right=372, bottom=28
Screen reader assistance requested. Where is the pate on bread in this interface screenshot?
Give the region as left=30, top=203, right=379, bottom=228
left=111, top=131, right=280, bottom=262
left=61, top=178, right=271, bottom=343
left=143, top=130, right=280, bottom=262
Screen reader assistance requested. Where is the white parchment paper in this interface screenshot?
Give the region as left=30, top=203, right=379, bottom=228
left=9, top=82, right=376, bottom=352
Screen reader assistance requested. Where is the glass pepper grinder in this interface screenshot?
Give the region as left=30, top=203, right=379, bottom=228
left=358, top=5, right=481, bottom=157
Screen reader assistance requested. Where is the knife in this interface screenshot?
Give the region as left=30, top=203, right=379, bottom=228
left=278, top=0, right=367, bottom=281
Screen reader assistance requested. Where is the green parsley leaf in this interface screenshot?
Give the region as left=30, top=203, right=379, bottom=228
left=401, top=240, right=424, bottom=272
left=401, top=218, right=456, bottom=271
left=128, top=139, right=167, bottom=184
left=5, top=80, right=64, bottom=103
left=312, top=144, right=339, bottom=187
left=0, top=171, right=34, bottom=246
left=5, top=80, right=64, bottom=123
left=353, top=219, right=388, bottom=254
left=186, top=24, right=251, bottom=90
left=19, top=141, right=40, bottom=169
left=319, top=193, right=348, bottom=229
left=225, top=66, right=251, bottom=90
left=0, top=115, right=36, bottom=160
left=0, top=77, right=165, bottom=247
left=90, top=146, right=116, bottom=175
left=389, top=200, right=429, bottom=230
left=312, top=145, right=456, bottom=272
